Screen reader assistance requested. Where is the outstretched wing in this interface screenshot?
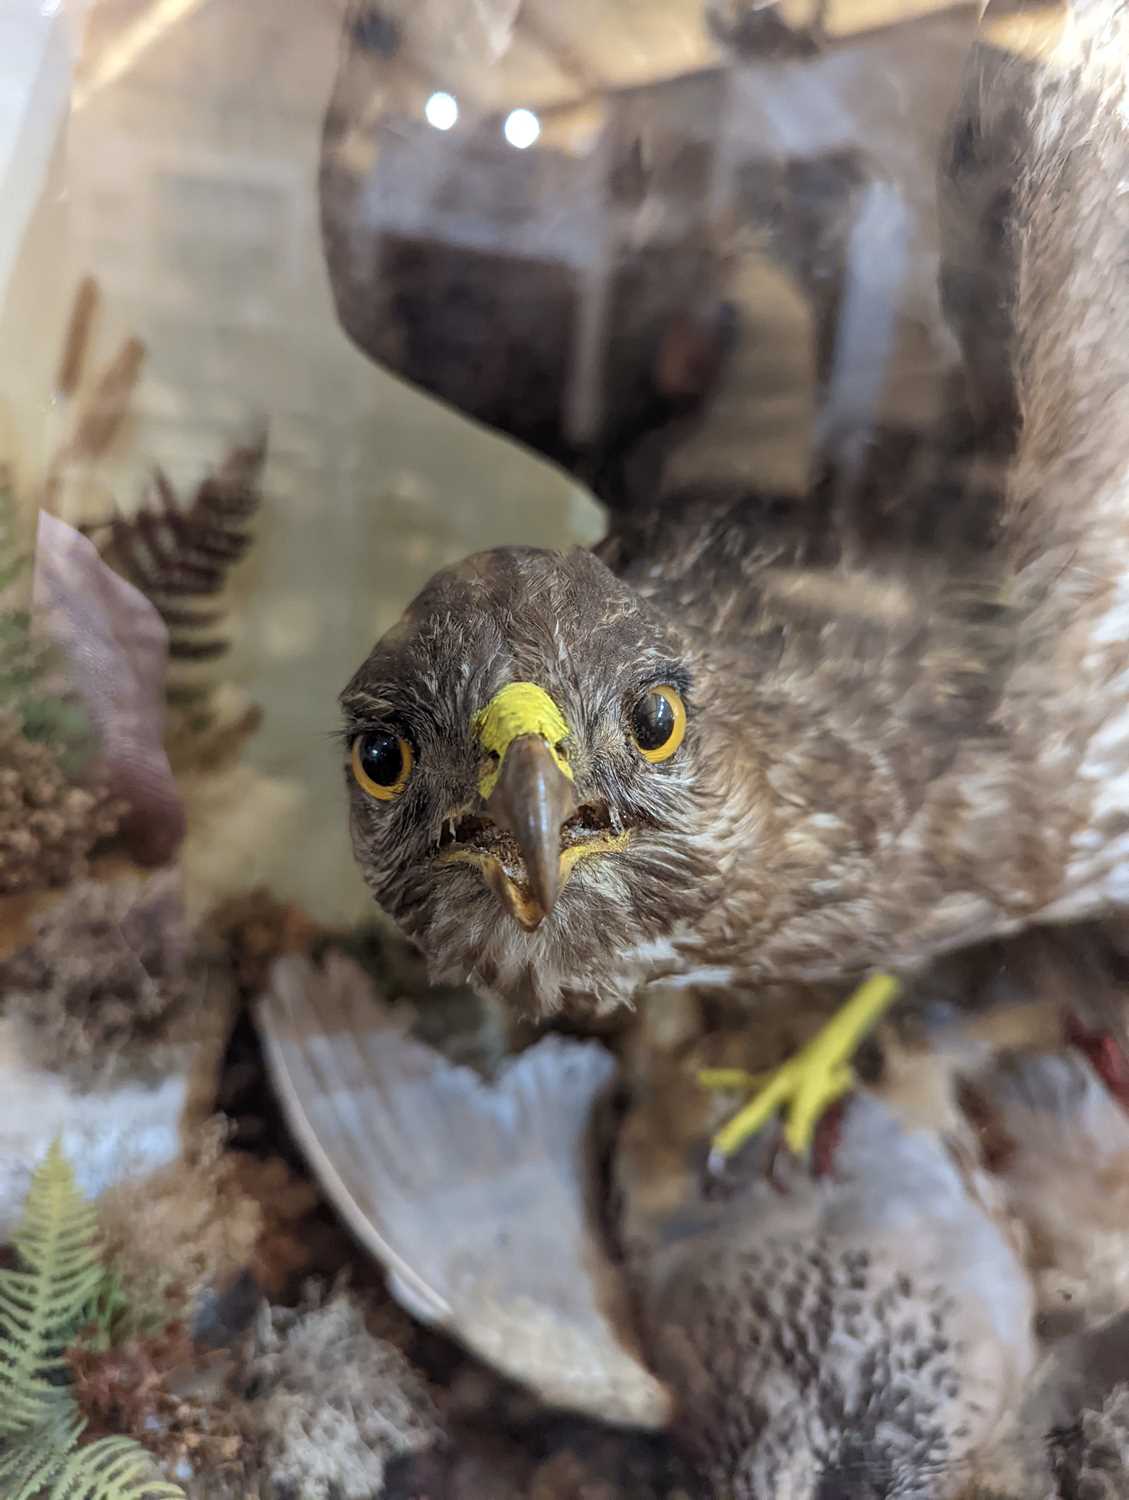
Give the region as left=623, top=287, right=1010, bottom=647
left=255, top=950, right=671, bottom=1428
left=969, top=3, right=1129, bottom=928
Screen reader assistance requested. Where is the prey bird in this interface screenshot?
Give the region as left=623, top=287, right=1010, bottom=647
left=257, top=945, right=1129, bottom=1498
left=339, top=0, right=1129, bottom=1162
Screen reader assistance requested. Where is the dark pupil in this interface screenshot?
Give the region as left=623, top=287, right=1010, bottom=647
left=360, top=732, right=403, bottom=786
left=633, top=691, right=674, bottom=751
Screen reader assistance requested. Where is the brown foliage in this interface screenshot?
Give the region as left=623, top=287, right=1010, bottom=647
left=69, top=1322, right=246, bottom=1481
left=0, top=713, right=123, bottom=897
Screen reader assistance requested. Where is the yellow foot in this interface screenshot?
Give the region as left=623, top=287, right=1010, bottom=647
left=700, top=972, right=903, bottom=1170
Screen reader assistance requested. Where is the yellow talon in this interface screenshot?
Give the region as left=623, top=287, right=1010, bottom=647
left=704, top=972, right=903, bottom=1167
left=696, top=1067, right=771, bottom=1092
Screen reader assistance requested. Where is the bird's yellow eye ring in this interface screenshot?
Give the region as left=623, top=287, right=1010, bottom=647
left=352, top=732, right=414, bottom=800
left=630, top=685, right=686, bottom=763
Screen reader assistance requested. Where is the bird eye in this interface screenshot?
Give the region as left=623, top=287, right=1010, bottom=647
left=351, top=731, right=414, bottom=800
left=630, top=685, right=686, bottom=763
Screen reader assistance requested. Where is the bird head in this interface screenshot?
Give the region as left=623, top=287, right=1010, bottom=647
left=340, top=546, right=720, bottom=1012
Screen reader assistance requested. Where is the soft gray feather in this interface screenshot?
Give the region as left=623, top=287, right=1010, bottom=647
left=256, top=952, right=672, bottom=1428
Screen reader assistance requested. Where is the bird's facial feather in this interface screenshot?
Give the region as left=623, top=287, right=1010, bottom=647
left=341, top=547, right=721, bottom=1012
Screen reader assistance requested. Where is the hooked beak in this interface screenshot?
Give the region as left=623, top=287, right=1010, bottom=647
left=437, top=681, right=627, bottom=930
left=486, top=734, right=577, bottom=921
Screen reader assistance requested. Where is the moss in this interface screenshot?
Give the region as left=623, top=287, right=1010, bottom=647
left=1057, top=1385, right=1129, bottom=1500
left=194, top=1287, right=442, bottom=1500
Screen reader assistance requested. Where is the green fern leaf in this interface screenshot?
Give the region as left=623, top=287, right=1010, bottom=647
left=0, top=1147, right=188, bottom=1500
left=0, top=1404, right=185, bottom=1500
left=74, top=1268, right=137, bottom=1356
left=48, top=1434, right=186, bottom=1499
left=0, top=1143, right=104, bottom=1436
left=0, top=1405, right=85, bottom=1499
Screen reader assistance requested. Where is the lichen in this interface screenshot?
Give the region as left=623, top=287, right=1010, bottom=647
left=232, top=1288, right=441, bottom=1500
left=1058, top=1384, right=1129, bottom=1500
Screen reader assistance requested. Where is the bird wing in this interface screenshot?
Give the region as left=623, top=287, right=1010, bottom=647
left=983, top=6, right=1129, bottom=928
left=255, top=950, right=672, bottom=1429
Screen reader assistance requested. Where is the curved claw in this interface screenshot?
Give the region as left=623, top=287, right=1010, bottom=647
left=704, top=972, right=903, bottom=1170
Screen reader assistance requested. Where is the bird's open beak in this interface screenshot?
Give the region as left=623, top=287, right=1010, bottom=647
left=437, top=682, right=628, bottom=931
left=486, top=734, right=577, bottom=918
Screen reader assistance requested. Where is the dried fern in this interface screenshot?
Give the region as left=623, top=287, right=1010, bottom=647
left=41, top=276, right=262, bottom=675
left=95, top=436, right=266, bottom=689
left=43, top=278, right=266, bottom=758
left=0, top=1142, right=186, bottom=1500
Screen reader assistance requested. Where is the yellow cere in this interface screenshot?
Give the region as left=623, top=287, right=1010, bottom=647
left=472, top=681, right=575, bottom=799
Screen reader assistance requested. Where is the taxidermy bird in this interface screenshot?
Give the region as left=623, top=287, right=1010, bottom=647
left=338, top=1, right=1129, bottom=1164
left=257, top=949, right=1129, bottom=1498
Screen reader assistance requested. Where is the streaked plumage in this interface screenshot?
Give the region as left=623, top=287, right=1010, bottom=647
left=613, top=1068, right=1034, bottom=1499
left=341, top=2, right=1129, bottom=1083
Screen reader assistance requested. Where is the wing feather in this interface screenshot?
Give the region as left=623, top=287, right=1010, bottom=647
left=255, top=951, right=672, bottom=1428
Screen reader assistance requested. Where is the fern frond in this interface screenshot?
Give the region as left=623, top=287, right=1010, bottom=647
left=0, top=1143, right=105, bottom=1436
left=48, top=1433, right=185, bottom=1499
left=75, top=1271, right=133, bottom=1356
left=0, top=1404, right=85, bottom=1499
left=0, top=1403, right=185, bottom=1500
left=0, top=1148, right=187, bottom=1500
left=98, top=434, right=266, bottom=685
